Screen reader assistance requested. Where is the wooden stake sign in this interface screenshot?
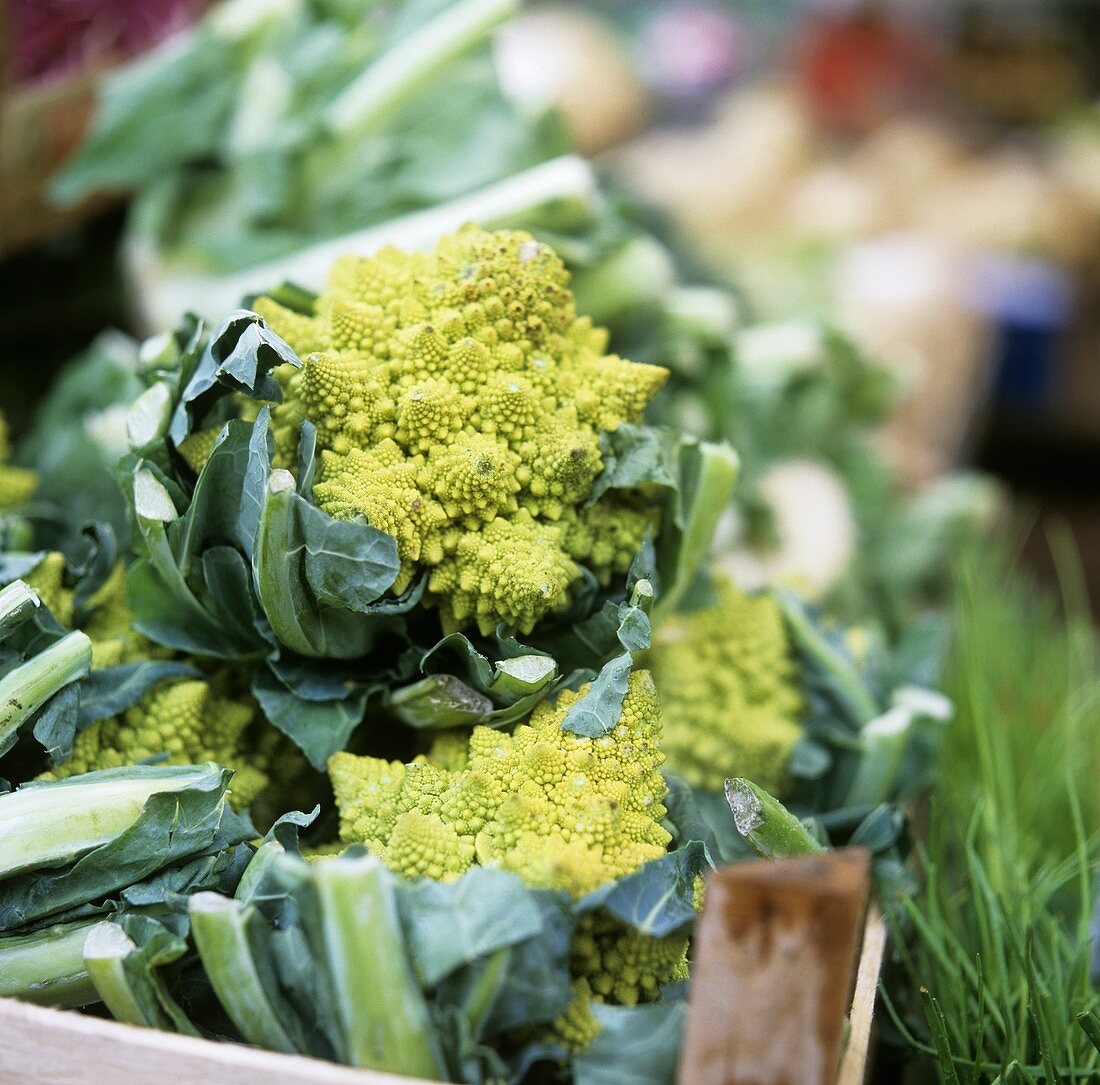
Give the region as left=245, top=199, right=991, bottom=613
left=677, top=849, right=873, bottom=1085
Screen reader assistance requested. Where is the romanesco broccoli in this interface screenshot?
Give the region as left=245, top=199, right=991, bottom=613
left=23, top=553, right=73, bottom=628
left=250, top=225, right=669, bottom=635
left=0, top=412, right=37, bottom=511
left=22, top=553, right=295, bottom=816
left=651, top=577, right=804, bottom=794
left=46, top=677, right=271, bottom=810
left=329, top=670, right=691, bottom=1025
left=329, top=670, right=670, bottom=895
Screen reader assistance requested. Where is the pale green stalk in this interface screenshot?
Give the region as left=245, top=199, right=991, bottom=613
left=725, top=778, right=825, bottom=859
left=312, top=857, right=444, bottom=1079
left=189, top=893, right=299, bottom=1054
left=82, top=923, right=150, bottom=1027
left=324, top=0, right=518, bottom=138
left=0, top=631, right=93, bottom=757
left=0, top=765, right=216, bottom=879
left=0, top=920, right=105, bottom=1009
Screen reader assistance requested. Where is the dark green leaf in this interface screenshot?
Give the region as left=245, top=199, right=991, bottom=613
left=578, top=843, right=707, bottom=938
left=252, top=671, right=369, bottom=769
left=574, top=1001, right=687, bottom=1085
left=561, top=654, right=632, bottom=738
left=76, top=661, right=198, bottom=730
left=400, top=869, right=547, bottom=987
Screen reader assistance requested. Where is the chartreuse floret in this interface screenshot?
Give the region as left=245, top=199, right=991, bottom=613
left=23, top=553, right=285, bottom=814
left=329, top=671, right=691, bottom=1035
left=651, top=577, right=804, bottom=794
left=330, top=671, right=670, bottom=894
left=0, top=411, right=37, bottom=511
left=253, top=225, right=669, bottom=634
left=46, top=677, right=271, bottom=811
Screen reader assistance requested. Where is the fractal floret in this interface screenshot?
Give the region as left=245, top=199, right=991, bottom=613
left=46, top=676, right=272, bottom=810
left=330, top=670, right=671, bottom=894
left=330, top=670, right=690, bottom=1018
left=23, top=553, right=281, bottom=812
left=651, top=576, right=804, bottom=794
left=249, top=225, right=668, bottom=634
left=0, top=411, right=37, bottom=512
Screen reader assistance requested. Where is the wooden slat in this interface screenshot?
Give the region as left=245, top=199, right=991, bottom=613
left=0, top=997, right=423, bottom=1085
left=676, top=849, right=872, bottom=1085
left=836, top=906, right=888, bottom=1085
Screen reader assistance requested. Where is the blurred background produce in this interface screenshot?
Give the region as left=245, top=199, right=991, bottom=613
left=6, top=0, right=1100, bottom=605
left=2, top=2, right=1100, bottom=1079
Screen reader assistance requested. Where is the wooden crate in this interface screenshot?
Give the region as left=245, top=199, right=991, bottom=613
left=0, top=850, right=885, bottom=1085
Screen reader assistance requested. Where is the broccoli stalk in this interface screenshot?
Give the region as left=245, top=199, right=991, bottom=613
left=654, top=441, right=740, bottom=623
left=0, top=578, right=94, bottom=758
left=81, top=923, right=150, bottom=1027
left=310, top=857, right=445, bottom=1079
left=82, top=919, right=199, bottom=1035
left=325, top=0, right=518, bottom=139
left=0, top=579, right=42, bottom=633
left=776, top=590, right=880, bottom=726
left=0, top=764, right=224, bottom=880
left=725, top=778, right=826, bottom=859
left=844, top=688, right=953, bottom=808
left=0, top=919, right=105, bottom=1009
left=188, top=893, right=300, bottom=1054
left=254, top=470, right=322, bottom=659
left=0, top=631, right=93, bottom=759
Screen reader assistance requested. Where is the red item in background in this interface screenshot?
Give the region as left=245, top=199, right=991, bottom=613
left=794, top=11, right=937, bottom=136
left=11, top=0, right=206, bottom=86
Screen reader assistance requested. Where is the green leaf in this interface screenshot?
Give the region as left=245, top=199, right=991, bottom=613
left=478, top=892, right=575, bottom=1034
left=574, top=1001, right=688, bottom=1085
left=253, top=472, right=403, bottom=660
left=578, top=843, right=707, bottom=938
left=0, top=765, right=247, bottom=931
left=168, top=312, right=299, bottom=446
left=251, top=671, right=370, bottom=769
left=51, top=33, right=238, bottom=203
left=75, top=661, right=198, bottom=730
left=400, top=869, right=547, bottom=987
left=560, top=653, right=632, bottom=738
left=389, top=674, right=493, bottom=730
left=589, top=424, right=679, bottom=504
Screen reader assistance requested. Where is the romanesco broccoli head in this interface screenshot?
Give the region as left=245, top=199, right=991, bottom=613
left=329, top=669, right=671, bottom=896
left=329, top=669, right=689, bottom=1033
left=23, top=552, right=73, bottom=628
left=0, top=411, right=37, bottom=511
left=21, top=554, right=155, bottom=667
left=252, top=225, right=669, bottom=634
left=651, top=577, right=804, bottom=794
left=46, top=676, right=270, bottom=810
left=572, top=912, right=690, bottom=1008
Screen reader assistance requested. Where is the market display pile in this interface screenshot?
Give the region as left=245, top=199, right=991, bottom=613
left=0, top=224, right=950, bottom=1084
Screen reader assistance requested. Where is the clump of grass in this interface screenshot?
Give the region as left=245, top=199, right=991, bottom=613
left=884, top=539, right=1100, bottom=1082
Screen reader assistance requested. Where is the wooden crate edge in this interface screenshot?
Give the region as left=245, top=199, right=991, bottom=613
left=0, top=996, right=423, bottom=1085
left=837, top=905, right=888, bottom=1085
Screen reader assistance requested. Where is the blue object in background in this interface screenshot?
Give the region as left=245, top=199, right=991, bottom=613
left=967, top=252, right=1075, bottom=415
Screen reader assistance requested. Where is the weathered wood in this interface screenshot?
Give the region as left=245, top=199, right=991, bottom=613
left=677, top=849, right=872, bottom=1085
left=0, top=997, right=416, bottom=1085
left=837, top=906, right=888, bottom=1085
